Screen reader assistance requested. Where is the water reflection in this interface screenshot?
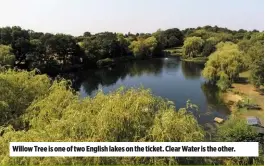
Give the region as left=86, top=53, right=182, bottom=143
left=181, top=61, right=205, bottom=79
left=66, top=58, right=165, bottom=95
left=61, top=58, right=230, bottom=125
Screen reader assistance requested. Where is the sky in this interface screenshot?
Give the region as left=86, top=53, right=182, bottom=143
left=0, top=0, right=263, bottom=36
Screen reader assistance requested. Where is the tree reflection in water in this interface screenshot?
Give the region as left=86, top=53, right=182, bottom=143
left=181, top=61, right=205, bottom=79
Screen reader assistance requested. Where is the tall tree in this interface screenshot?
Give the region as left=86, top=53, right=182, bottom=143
left=182, top=37, right=204, bottom=58
left=0, top=45, right=15, bottom=67
left=202, top=42, right=243, bottom=90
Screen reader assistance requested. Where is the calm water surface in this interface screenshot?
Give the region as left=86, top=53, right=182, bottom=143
left=72, top=58, right=230, bottom=126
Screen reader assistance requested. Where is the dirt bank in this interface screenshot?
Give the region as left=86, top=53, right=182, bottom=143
left=222, top=71, right=264, bottom=125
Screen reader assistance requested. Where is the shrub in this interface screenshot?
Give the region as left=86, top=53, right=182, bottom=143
left=0, top=70, right=50, bottom=127
left=0, top=70, right=205, bottom=165
left=0, top=45, right=15, bottom=67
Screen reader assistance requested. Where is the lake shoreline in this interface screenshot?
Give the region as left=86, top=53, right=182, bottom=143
left=221, top=71, right=264, bottom=125
left=181, top=57, right=208, bottom=63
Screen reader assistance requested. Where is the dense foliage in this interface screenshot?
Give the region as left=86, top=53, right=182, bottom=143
left=129, top=36, right=160, bottom=58
left=155, top=28, right=184, bottom=48
left=181, top=26, right=263, bottom=64
left=202, top=42, right=243, bottom=90
left=0, top=70, right=206, bottom=165
left=0, top=70, right=50, bottom=127
left=247, top=42, right=264, bottom=87
left=0, top=45, right=15, bottom=67
left=238, top=32, right=264, bottom=87
left=215, top=117, right=263, bottom=165
left=182, top=37, right=204, bottom=58
left=0, top=26, right=168, bottom=73
left=216, top=117, right=258, bottom=142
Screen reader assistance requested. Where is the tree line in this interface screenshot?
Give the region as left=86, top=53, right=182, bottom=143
left=2, top=25, right=262, bottom=75
left=0, top=26, right=185, bottom=74
left=179, top=26, right=263, bottom=90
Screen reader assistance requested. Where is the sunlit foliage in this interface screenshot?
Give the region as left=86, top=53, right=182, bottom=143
left=202, top=42, right=243, bottom=90
left=0, top=70, right=50, bottom=127
left=129, top=36, right=159, bottom=58
left=182, top=37, right=204, bottom=58
left=0, top=70, right=205, bottom=165
left=216, top=117, right=258, bottom=142
left=238, top=32, right=264, bottom=87
left=0, top=45, right=15, bottom=67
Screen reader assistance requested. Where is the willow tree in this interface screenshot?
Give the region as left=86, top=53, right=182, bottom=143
left=0, top=70, right=204, bottom=165
left=0, top=45, right=15, bottom=67
left=202, top=42, right=243, bottom=90
left=129, top=36, right=158, bottom=58
left=0, top=70, right=50, bottom=127
left=182, top=36, right=204, bottom=58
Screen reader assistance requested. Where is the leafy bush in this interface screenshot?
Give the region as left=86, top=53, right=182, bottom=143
left=0, top=70, right=50, bottom=127
left=0, top=45, right=15, bottom=67
left=216, top=117, right=258, bottom=142
left=216, top=71, right=231, bottom=91
left=215, top=117, right=263, bottom=165
left=0, top=70, right=205, bottom=165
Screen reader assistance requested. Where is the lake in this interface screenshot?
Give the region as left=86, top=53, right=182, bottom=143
left=70, top=57, right=230, bottom=127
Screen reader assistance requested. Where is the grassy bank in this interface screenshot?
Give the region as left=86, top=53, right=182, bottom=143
left=164, top=46, right=208, bottom=63
left=222, top=71, right=264, bottom=125
left=164, top=47, right=182, bottom=56
left=181, top=56, right=208, bottom=63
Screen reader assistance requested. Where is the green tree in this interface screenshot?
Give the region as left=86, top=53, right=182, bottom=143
left=25, top=39, right=46, bottom=70
left=160, top=28, right=183, bottom=48
left=237, top=32, right=264, bottom=87
left=44, top=34, right=83, bottom=71
left=216, top=71, right=231, bottom=91
left=0, top=70, right=50, bottom=127
left=0, top=70, right=204, bottom=165
left=237, top=39, right=251, bottom=53
left=129, top=36, right=158, bottom=58
left=201, top=37, right=218, bottom=57
left=182, top=37, right=204, bottom=58
left=129, top=38, right=146, bottom=58
left=81, top=32, right=122, bottom=60
left=0, top=45, right=15, bottom=67
left=167, top=36, right=180, bottom=48
left=0, top=27, right=12, bottom=45
left=117, top=33, right=130, bottom=56
left=144, top=36, right=158, bottom=56
left=247, top=42, right=264, bottom=87
left=83, top=31, right=91, bottom=37
left=8, top=26, right=31, bottom=65
left=28, top=31, right=44, bottom=40
left=202, top=42, right=243, bottom=90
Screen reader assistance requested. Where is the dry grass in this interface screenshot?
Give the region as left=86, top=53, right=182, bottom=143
left=222, top=71, right=264, bottom=125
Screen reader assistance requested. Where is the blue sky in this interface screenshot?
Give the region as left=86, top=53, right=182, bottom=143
left=0, top=0, right=263, bottom=35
